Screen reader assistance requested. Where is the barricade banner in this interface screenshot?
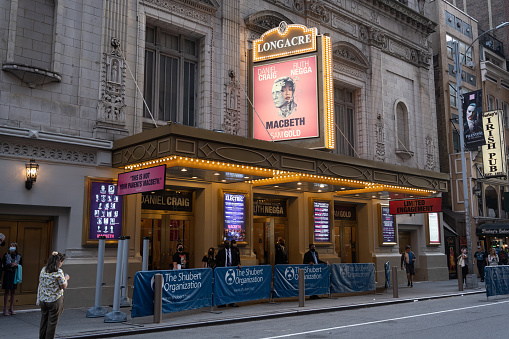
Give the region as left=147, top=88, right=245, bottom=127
left=213, top=265, right=272, bottom=306
left=131, top=268, right=213, bottom=317
left=273, top=264, right=330, bottom=298
left=330, top=263, right=376, bottom=294
left=485, top=265, right=509, bottom=297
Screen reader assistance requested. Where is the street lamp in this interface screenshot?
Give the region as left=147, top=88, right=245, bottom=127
left=454, top=22, right=509, bottom=288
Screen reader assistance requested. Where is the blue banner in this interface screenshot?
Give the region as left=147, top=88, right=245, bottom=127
left=131, top=268, right=213, bottom=318
left=213, top=265, right=272, bottom=306
left=384, top=261, right=390, bottom=289
left=485, top=265, right=509, bottom=297
left=273, top=264, right=330, bottom=298
left=330, top=263, right=376, bottom=294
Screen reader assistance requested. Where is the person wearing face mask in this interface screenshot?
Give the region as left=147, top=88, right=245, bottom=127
left=2, top=242, right=22, bottom=315
left=303, top=244, right=325, bottom=300
left=172, top=243, right=188, bottom=270
left=202, top=247, right=216, bottom=269
left=216, top=240, right=241, bottom=307
left=275, top=238, right=288, bottom=265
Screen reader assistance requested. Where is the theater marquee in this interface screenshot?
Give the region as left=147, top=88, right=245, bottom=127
left=250, top=22, right=334, bottom=149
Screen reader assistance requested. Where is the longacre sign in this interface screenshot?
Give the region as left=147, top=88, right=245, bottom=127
left=253, top=22, right=317, bottom=62
left=389, top=198, right=441, bottom=215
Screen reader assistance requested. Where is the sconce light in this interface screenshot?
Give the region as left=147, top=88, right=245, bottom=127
left=25, top=159, right=39, bottom=190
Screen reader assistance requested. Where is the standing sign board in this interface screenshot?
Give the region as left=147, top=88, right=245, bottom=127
left=482, top=110, right=507, bottom=178
left=251, top=22, right=334, bottom=149
left=426, top=212, right=441, bottom=245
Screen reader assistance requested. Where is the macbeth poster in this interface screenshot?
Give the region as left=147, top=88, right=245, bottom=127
left=462, top=89, right=484, bottom=149
left=253, top=55, right=319, bottom=141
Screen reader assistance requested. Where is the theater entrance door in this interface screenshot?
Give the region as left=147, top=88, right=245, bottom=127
left=335, top=220, right=357, bottom=263
left=253, top=217, right=287, bottom=266
left=140, top=214, right=193, bottom=270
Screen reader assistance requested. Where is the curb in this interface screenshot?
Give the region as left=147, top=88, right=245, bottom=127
left=60, top=289, right=485, bottom=338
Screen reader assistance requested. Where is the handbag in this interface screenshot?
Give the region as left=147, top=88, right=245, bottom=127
left=13, top=264, right=22, bottom=284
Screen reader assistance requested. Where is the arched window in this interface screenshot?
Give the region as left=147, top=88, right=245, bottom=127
left=396, top=102, right=409, bottom=150
left=485, top=186, right=499, bottom=218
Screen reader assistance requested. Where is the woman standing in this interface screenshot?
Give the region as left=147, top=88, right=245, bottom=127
left=487, top=248, right=499, bottom=266
left=38, top=252, right=70, bottom=339
left=202, top=247, right=216, bottom=269
left=457, top=247, right=468, bottom=285
left=2, top=242, right=22, bottom=316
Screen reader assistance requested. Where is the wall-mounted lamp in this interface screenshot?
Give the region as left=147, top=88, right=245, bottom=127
left=25, top=159, right=39, bottom=190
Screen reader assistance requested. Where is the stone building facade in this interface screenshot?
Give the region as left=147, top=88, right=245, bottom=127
left=0, top=0, right=449, bottom=308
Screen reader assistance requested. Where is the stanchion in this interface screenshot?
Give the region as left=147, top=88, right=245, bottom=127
left=153, top=273, right=162, bottom=324
left=104, top=237, right=127, bottom=323
left=142, top=237, right=150, bottom=271
left=120, top=236, right=132, bottom=307
left=86, top=236, right=108, bottom=317
left=458, top=267, right=464, bottom=291
left=391, top=266, right=398, bottom=298
left=298, top=268, right=305, bottom=307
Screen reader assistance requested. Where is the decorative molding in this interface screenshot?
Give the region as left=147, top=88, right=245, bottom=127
left=305, top=0, right=330, bottom=23
left=332, top=41, right=370, bottom=71
left=375, top=118, right=386, bottom=162
left=331, top=13, right=357, bottom=37
left=425, top=135, right=436, bottom=171
left=244, top=11, right=294, bottom=35
left=0, top=139, right=97, bottom=165
left=142, top=0, right=211, bottom=24
left=2, top=63, right=61, bottom=88
left=223, top=79, right=241, bottom=135
left=333, top=64, right=366, bottom=79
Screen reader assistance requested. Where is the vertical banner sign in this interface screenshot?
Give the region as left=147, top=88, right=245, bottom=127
left=213, top=266, right=272, bottom=306
left=379, top=204, right=396, bottom=245
left=273, top=264, right=330, bottom=298
left=253, top=56, right=319, bottom=141
left=462, top=90, right=484, bottom=149
left=131, top=268, right=213, bottom=317
left=313, top=200, right=330, bottom=242
left=117, top=165, right=166, bottom=196
left=427, top=212, right=441, bottom=245
left=224, top=193, right=246, bottom=242
left=330, top=264, right=376, bottom=294
left=89, top=181, right=123, bottom=240
left=482, top=110, right=507, bottom=178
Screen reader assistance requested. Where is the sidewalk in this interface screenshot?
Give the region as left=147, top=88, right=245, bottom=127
left=4, top=279, right=485, bottom=339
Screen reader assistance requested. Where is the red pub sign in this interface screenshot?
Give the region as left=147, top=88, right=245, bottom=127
left=389, top=197, right=441, bottom=215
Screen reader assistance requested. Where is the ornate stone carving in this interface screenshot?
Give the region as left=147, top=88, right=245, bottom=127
left=359, top=25, right=369, bottom=43
left=0, top=140, right=96, bottom=164
left=369, top=28, right=388, bottom=50
left=223, top=79, right=241, bottom=135
left=425, top=135, right=436, bottom=171
left=331, top=13, right=357, bottom=36
left=332, top=42, right=370, bottom=72
left=306, top=0, right=330, bottom=23
left=333, top=64, right=365, bottom=79
left=418, top=49, right=431, bottom=67
left=244, top=11, right=294, bottom=35
left=375, top=117, right=386, bottom=162
left=142, top=0, right=212, bottom=24
left=99, top=40, right=126, bottom=123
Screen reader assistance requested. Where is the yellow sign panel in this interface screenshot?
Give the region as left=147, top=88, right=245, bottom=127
left=253, top=22, right=317, bottom=62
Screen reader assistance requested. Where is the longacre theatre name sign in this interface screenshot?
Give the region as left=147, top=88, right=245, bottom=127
left=389, top=198, right=441, bottom=215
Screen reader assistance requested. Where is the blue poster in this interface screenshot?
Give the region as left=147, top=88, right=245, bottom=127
left=131, top=268, right=213, bottom=318
left=273, top=264, right=330, bottom=298
left=384, top=261, right=390, bottom=289
left=485, top=265, right=509, bottom=297
left=330, top=263, right=376, bottom=294
left=213, top=265, right=272, bottom=306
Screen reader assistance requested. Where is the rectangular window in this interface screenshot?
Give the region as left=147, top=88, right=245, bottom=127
left=144, top=26, right=198, bottom=126
left=333, top=87, right=356, bottom=157
left=488, top=95, right=495, bottom=110
left=502, top=102, right=508, bottom=127
left=446, top=35, right=472, bottom=66
left=449, top=83, right=457, bottom=108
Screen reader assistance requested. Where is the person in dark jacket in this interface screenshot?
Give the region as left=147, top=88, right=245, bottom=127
left=2, top=242, right=22, bottom=315
left=303, top=244, right=325, bottom=265
left=275, top=238, right=288, bottom=265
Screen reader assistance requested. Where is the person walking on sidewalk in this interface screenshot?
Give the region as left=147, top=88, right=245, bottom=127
left=2, top=242, right=22, bottom=315
left=474, top=246, right=486, bottom=282
left=457, top=247, right=468, bottom=285
left=38, top=252, right=69, bottom=339
left=400, top=245, right=416, bottom=287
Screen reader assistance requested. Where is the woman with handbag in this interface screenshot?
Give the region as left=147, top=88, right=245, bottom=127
left=38, top=251, right=69, bottom=339
left=2, top=242, right=22, bottom=316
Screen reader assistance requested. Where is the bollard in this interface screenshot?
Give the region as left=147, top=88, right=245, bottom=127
left=104, top=237, right=127, bottom=323
left=154, top=274, right=163, bottom=323
left=142, top=237, right=150, bottom=271
left=298, top=269, right=305, bottom=307
left=458, top=267, right=463, bottom=291
left=391, top=266, right=398, bottom=298
left=120, top=236, right=132, bottom=307
left=86, top=236, right=108, bottom=317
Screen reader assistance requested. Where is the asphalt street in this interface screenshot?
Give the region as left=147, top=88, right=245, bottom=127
left=107, top=293, right=508, bottom=338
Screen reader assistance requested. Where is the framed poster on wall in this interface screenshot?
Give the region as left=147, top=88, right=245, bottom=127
left=220, top=190, right=248, bottom=244
left=378, top=204, right=397, bottom=246
left=310, top=199, right=331, bottom=243
left=82, top=177, right=124, bottom=245
left=426, top=212, right=441, bottom=245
